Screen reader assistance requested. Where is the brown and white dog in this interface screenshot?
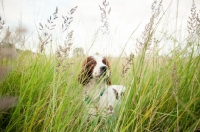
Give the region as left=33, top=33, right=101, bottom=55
left=78, top=55, right=126, bottom=119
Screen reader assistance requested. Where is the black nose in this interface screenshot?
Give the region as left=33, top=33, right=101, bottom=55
left=100, top=66, right=107, bottom=72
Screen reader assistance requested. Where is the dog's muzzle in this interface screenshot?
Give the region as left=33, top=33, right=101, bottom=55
left=100, top=66, right=110, bottom=77
left=100, top=66, right=107, bottom=73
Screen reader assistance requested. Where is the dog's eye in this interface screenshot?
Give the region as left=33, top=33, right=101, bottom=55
left=89, top=61, right=96, bottom=66
left=102, top=58, right=107, bottom=65
left=87, top=60, right=96, bottom=66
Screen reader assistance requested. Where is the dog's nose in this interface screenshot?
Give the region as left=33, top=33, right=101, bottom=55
left=100, top=66, right=107, bottom=72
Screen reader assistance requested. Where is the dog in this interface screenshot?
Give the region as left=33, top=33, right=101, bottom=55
left=78, top=55, right=126, bottom=120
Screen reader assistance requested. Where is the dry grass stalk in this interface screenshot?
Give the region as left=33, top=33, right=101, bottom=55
left=57, top=31, right=74, bottom=69
left=57, top=6, right=77, bottom=59
left=197, top=12, right=200, bottom=37
left=121, top=53, right=134, bottom=77
left=57, top=6, right=78, bottom=68
left=62, top=6, right=78, bottom=32
left=187, top=0, right=199, bottom=44
left=73, top=47, right=85, bottom=57
left=136, top=15, right=154, bottom=55
left=99, top=0, right=111, bottom=35
left=58, top=6, right=78, bottom=57
left=136, top=0, right=162, bottom=56
left=57, top=31, right=73, bottom=58
left=151, top=0, right=163, bottom=18
left=187, top=0, right=200, bottom=55
left=171, top=63, right=179, bottom=95
left=39, top=7, right=58, bottom=53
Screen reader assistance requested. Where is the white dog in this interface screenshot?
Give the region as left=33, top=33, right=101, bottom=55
left=78, top=55, right=126, bottom=120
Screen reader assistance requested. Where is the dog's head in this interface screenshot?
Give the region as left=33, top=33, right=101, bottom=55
left=78, top=55, right=111, bottom=86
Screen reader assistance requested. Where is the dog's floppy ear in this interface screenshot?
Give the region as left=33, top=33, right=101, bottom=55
left=78, top=69, right=91, bottom=86
left=106, top=77, right=111, bottom=85
left=78, top=59, right=91, bottom=86
left=103, top=57, right=112, bottom=85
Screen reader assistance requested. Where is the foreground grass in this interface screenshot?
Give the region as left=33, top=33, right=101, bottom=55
left=0, top=48, right=200, bottom=131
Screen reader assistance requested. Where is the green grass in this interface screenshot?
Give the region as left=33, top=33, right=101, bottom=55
left=0, top=45, right=200, bottom=131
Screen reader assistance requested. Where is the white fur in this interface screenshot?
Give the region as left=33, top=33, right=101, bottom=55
left=92, top=55, right=108, bottom=78
left=98, top=85, right=126, bottom=117
left=81, top=55, right=126, bottom=120
left=83, top=55, right=110, bottom=102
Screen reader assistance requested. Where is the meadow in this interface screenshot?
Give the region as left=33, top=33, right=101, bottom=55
left=0, top=0, right=200, bottom=132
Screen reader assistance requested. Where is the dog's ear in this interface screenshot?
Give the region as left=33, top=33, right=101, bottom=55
left=78, top=69, right=91, bottom=86
left=106, top=77, right=111, bottom=85
left=78, top=58, right=93, bottom=86
left=113, top=88, right=119, bottom=100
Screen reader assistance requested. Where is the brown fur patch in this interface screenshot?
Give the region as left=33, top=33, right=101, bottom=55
left=113, top=88, right=119, bottom=100
left=102, top=57, right=111, bottom=85
left=78, top=56, right=96, bottom=85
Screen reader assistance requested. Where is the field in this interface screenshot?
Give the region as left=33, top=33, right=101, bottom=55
left=1, top=0, right=200, bottom=132
left=0, top=47, right=199, bottom=131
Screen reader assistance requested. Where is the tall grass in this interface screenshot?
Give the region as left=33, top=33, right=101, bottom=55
left=0, top=46, right=200, bottom=131
left=1, top=0, right=200, bottom=131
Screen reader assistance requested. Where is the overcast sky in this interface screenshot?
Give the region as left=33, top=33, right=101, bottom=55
left=1, top=0, right=200, bottom=56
